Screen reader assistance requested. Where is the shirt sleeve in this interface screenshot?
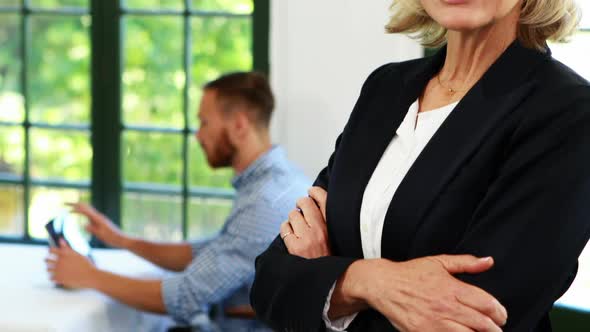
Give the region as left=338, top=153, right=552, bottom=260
left=322, top=282, right=358, bottom=331
left=189, top=237, right=214, bottom=259
left=162, top=229, right=270, bottom=324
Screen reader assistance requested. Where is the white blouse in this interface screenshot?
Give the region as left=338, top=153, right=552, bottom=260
left=323, top=99, right=459, bottom=331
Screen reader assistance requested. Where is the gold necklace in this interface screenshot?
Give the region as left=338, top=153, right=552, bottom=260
left=436, top=75, right=466, bottom=95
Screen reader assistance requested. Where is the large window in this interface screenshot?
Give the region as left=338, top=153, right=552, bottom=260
left=0, top=0, right=269, bottom=244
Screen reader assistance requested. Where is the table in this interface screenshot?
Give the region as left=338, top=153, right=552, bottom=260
left=0, top=244, right=174, bottom=332
left=1, top=243, right=588, bottom=332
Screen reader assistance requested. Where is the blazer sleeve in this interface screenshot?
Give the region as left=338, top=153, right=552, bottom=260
left=249, top=64, right=392, bottom=332
left=453, top=86, right=590, bottom=330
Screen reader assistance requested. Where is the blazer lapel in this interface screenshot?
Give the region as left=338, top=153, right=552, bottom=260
left=328, top=54, right=443, bottom=258
left=380, top=41, right=549, bottom=261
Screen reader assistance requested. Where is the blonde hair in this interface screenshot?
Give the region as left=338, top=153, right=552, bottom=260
left=385, top=0, right=582, bottom=51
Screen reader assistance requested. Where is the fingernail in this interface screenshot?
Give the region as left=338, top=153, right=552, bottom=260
left=479, top=257, right=492, bottom=262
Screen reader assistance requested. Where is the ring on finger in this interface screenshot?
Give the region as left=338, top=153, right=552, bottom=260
left=281, top=232, right=293, bottom=240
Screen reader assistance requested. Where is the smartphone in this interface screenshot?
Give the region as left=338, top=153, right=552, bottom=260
left=45, top=213, right=92, bottom=258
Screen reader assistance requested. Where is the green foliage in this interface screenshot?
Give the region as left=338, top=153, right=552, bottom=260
left=124, top=0, right=183, bottom=10
left=29, top=15, right=91, bottom=124
left=30, top=0, right=88, bottom=7
left=0, top=127, right=23, bottom=175
left=123, top=131, right=184, bottom=185
left=0, top=14, right=22, bottom=123
left=30, top=129, right=92, bottom=181
left=123, top=16, right=184, bottom=128
left=191, top=0, right=253, bottom=13
left=121, top=0, right=253, bottom=13
left=0, top=185, right=24, bottom=236
left=0, top=1, right=21, bottom=7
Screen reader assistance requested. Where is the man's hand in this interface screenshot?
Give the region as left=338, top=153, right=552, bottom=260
left=68, top=202, right=129, bottom=248
left=281, top=187, right=331, bottom=259
left=340, top=255, right=507, bottom=332
left=46, top=239, right=98, bottom=289
left=46, top=239, right=166, bottom=314
left=69, top=202, right=193, bottom=271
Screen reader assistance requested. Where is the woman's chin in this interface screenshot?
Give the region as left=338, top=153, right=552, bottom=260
left=438, top=18, right=490, bottom=32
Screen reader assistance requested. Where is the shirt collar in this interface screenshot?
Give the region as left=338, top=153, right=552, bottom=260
left=231, top=145, right=285, bottom=190
left=396, top=99, right=419, bottom=146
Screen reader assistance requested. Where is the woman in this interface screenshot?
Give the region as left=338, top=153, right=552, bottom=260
left=250, top=0, right=590, bottom=331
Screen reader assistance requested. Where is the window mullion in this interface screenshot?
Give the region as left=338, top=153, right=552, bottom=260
left=21, top=0, right=31, bottom=241
left=253, top=0, right=269, bottom=74
left=181, top=0, right=192, bottom=240
left=90, top=0, right=122, bottom=247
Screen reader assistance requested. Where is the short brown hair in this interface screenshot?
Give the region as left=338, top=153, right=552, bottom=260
left=204, top=72, right=275, bottom=129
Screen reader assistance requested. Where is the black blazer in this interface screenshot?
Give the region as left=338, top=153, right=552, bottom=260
left=250, top=41, right=590, bottom=331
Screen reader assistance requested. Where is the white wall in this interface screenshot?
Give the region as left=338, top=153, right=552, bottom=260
left=269, top=0, right=423, bottom=179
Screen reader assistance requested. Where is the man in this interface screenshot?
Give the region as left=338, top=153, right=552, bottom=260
left=45, top=72, right=310, bottom=331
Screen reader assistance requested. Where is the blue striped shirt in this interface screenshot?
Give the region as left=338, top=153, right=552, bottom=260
left=162, top=146, right=310, bottom=328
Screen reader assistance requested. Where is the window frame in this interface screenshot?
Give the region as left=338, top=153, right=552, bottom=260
left=0, top=0, right=269, bottom=245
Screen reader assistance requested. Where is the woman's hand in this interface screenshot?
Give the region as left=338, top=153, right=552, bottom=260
left=68, top=202, right=129, bottom=249
left=280, top=187, right=331, bottom=259
left=282, top=188, right=507, bottom=331
left=339, top=255, right=507, bottom=332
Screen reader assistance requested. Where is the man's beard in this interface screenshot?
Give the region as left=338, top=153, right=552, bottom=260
left=207, top=129, right=236, bottom=168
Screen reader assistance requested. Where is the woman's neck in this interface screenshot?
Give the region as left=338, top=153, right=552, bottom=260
left=439, top=8, right=520, bottom=89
